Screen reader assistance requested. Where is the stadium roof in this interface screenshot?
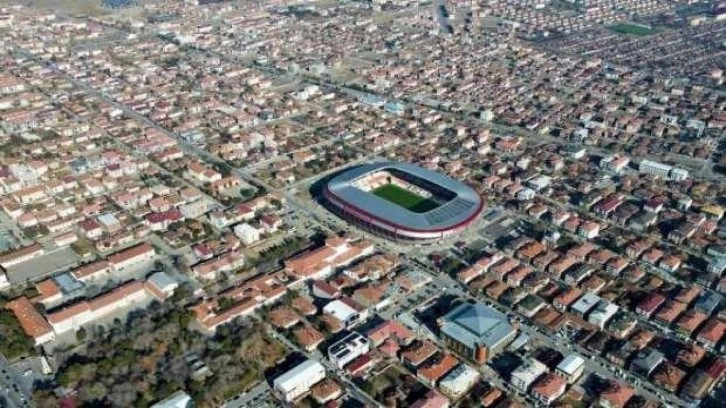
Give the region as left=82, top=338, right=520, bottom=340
left=326, top=162, right=482, bottom=232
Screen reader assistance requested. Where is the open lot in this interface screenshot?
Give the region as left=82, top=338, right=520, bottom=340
left=372, top=184, right=439, bottom=213
left=5, top=248, right=79, bottom=284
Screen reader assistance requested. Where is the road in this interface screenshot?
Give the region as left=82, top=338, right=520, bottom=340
left=260, top=318, right=382, bottom=408
left=221, top=382, right=275, bottom=408
left=403, top=250, right=689, bottom=408
left=0, top=354, right=32, bottom=408
left=11, top=15, right=695, bottom=408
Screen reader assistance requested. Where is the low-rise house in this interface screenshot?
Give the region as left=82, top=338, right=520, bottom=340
left=402, top=340, right=439, bottom=369
left=630, top=348, right=664, bottom=378
left=410, top=389, right=450, bottom=408
left=417, top=353, right=460, bottom=386
left=438, top=363, right=479, bottom=400
left=556, top=354, right=585, bottom=383
left=651, top=361, right=686, bottom=392
left=294, top=326, right=325, bottom=352
left=366, top=320, right=414, bottom=348
left=530, top=373, right=566, bottom=405
left=635, top=293, right=666, bottom=318
left=323, top=297, right=366, bottom=329
left=598, top=381, right=635, bottom=408
left=697, top=318, right=725, bottom=349
left=553, top=287, right=582, bottom=311
left=511, top=359, right=548, bottom=392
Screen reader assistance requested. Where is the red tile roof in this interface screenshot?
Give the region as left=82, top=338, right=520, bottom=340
left=5, top=296, right=53, bottom=339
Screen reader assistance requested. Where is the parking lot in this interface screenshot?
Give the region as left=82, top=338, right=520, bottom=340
left=222, top=381, right=277, bottom=408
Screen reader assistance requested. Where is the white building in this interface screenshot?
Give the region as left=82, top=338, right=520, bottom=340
left=599, top=154, right=630, bottom=173
left=669, top=168, right=689, bottom=181
left=0, top=271, right=8, bottom=289
left=511, top=359, right=548, bottom=392
left=517, top=187, right=536, bottom=201
left=107, top=243, right=156, bottom=272
left=233, top=223, right=261, bottom=245
left=570, top=292, right=601, bottom=317
left=587, top=300, right=619, bottom=329
left=328, top=332, right=370, bottom=369
left=150, top=391, right=192, bottom=408
left=556, top=354, right=585, bottom=383
left=273, top=359, right=326, bottom=402
left=46, top=281, right=150, bottom=334
left=527, top=175, right=552, bottom=192
left=438, top=363, right=480, bottom=399
left=323, top=299, right=362, bottom=328
left=639, top=160, right=689, bottom=181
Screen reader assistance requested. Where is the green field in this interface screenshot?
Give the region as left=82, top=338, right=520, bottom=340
left=372, top=184, right=440, bottom=213
left=609, top=23, right=655, bottom=36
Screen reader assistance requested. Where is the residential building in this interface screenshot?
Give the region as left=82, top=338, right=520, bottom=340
left=438, top=363, right=479, bottom=399
left=570, top=292, right=600, bottom=317
left=323, top=298, right=365, bottom=329
left=511, top=359, right=548, bottom=392
left=630, top=348, right=664, bottom=378
left=530, top=373, right=566, bottom=405
left=599, top=381, right=635, bottom=408
left=418, top=353, right=460, bottom=386
left=328, top=331, right=370, bottom=369
left=556, top=354, right=585, bottom=383
left=233, top=223, right=261, bottom=245
left=588, top=300, right=619, bottom=329
left=639, top=160, right=689, bottom=181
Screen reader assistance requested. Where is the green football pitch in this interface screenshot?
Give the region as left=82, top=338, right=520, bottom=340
left=372, top=184, right=440, bottom=213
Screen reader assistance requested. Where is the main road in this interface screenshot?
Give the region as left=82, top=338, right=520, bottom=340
left=0, top=354, right=32, bottom=408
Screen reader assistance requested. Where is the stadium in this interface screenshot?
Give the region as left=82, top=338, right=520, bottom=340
left=323, top=162, right=484, bottom=241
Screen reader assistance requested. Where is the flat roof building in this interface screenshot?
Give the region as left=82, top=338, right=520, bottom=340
left=511, top=359, right=548, bottom=392
left=556, top=354, right=585, bottom=383
left=588, top=300, right=619, bottom=329
left=150, top=391, right=192, bottom=408
left=570, top=292, right=600, bottom=317
left=273, top=359, right=326, bottom=402
left=438, top=363, right=480, bottom=399
left=328, top=331, right=370, bottom=369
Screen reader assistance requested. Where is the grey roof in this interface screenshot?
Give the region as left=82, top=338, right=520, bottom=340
left=694, top=290, right=722, bottom=315
left=440, top=302, right=515, bottom=350
left=557, top=354, right=585, bottom=375
left=54, top=273, right=84, bottom=294
left=148, top=271, right=177, bottom=291
left=631, top=348, right=664, bottom=375
left=326, top=161, right=482, bottom=231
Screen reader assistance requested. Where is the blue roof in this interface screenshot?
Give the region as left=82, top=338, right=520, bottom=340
left=440, top=302, right=515, bottom=350
left=326, top=162, right=482, bottom=231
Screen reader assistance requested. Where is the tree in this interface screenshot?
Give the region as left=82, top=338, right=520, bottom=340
left=76, top=327, right=87, bottom=342
left=240, top=187, right=255, bottom=200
